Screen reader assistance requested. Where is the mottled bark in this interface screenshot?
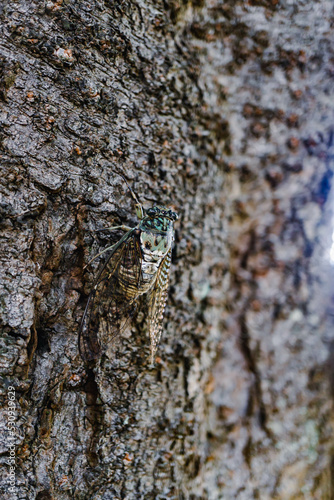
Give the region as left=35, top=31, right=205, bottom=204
left=0, top=0, right=333, bottom=499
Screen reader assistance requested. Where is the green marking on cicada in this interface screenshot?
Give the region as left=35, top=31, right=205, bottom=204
left=78, top=174, right=179, bottom=364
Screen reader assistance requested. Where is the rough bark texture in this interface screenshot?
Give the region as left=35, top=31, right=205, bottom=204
left=1, top=0, right=333, bottom=499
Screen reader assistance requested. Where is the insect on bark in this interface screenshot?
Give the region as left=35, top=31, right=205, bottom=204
left=79, top=173, right=178, bottom=364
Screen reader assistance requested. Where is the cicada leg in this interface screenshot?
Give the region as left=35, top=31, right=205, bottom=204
left=115, top=171, right=144, bottom=220
left=84, top=242, right=119, bottom=269
left=93, top=225, right=132, bottom=232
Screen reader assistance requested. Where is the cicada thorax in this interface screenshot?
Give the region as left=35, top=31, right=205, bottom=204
left=140, top=231, right=171, bottom=283
left=112, top=227, right=172, bottom=301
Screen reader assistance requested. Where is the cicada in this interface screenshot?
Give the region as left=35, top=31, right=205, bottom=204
left=79, top=174, right=178, bottom=364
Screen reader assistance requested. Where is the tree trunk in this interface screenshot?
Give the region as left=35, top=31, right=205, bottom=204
left=1, top=1, right=333, bottom=498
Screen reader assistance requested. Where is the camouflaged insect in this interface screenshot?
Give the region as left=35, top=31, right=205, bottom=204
left=79, top=175, right=178, bottom=364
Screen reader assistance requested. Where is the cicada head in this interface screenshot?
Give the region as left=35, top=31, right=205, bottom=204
left=140, top=206, right=178, bottom=233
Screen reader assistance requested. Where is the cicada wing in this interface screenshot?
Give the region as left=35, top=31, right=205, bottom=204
left=146, top=248, right=172, bottom=362
left=79, top=228, right=143, bottom=362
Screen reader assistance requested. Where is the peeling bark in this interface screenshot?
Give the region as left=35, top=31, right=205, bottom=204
left=1, top=1, right=333, bottom=499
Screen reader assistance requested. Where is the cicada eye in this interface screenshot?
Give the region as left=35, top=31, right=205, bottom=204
left=170, top=211, right=178, bottom=221
left=147, top=208, right=155, bottom=217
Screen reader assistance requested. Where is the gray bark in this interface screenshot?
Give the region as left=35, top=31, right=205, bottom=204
left=0, top=0, right=333, bottom=499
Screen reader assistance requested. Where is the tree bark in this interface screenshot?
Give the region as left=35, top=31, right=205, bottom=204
left=1, top=0, right=333, bottom=498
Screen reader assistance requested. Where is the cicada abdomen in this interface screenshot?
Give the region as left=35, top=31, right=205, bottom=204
left=79, top=181, right=178, bottom=364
